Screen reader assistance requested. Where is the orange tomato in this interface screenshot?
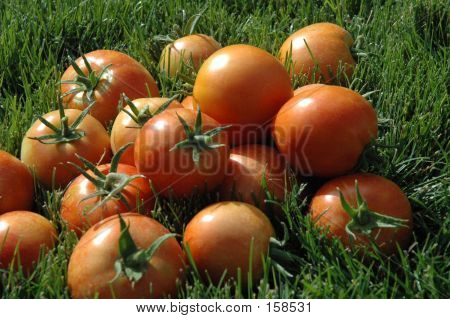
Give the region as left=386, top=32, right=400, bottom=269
left=310, top=173, right=413, bottom=255
left=68, top=213, right=184, bottom=298
left=0, top=151, right=34, bottom=214
left=135, top=108, right=229, bottom=197
left=160, top=34, right=221, bottom=76
left=110, top=97, right=182, bottom=165
left=60, top=164, right=154, bottom=236
left=279, top=22, right=355, bottom=83
left=21, top=109, right=111, bottom=189
left=219, top=144, right=290, bottom=212
left=184, top=202, right=275, bottom=285
left=61, top=50, right=159, bottom=126
left=273, top=84, right=377, bottom=177
left=0, top=211, right=57, bottom=273
left=194, top=44, right=293, bottom=145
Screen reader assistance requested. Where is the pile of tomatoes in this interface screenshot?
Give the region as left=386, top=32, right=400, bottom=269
left=0, top=22, right=413, bottom=298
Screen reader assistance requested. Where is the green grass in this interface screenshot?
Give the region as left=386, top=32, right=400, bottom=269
left=0, top=0, right=448, bottom=298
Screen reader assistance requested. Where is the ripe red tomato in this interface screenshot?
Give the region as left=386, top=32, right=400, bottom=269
left=310, top=173, right=413, bottom=255
left=181, top=95, right=198, bottom=110
left=68, top=213, right=184, bottom=298
left=21, top=108, right=111, bottom=189
left=279, top=22, right=355, bottom=83
left=160, top=34, right=221, bottom=76
left=110, top=97, right=183, bottom=166
left=184, top=201, right=274, bottom=285
left=0, top=211, right=57, bottom=273
left=193, top=44, right=293, bottom=145
left=60, top=163, right=154, bottom=236
left=61, top=50, right=159, bottom=126
left=0, top=151, right=34, bottom=214
left=134, top=108, right=229, bottom=197
left=273, top=84, right=377, bottom=177
left=219, top=145, right=290, bottom=212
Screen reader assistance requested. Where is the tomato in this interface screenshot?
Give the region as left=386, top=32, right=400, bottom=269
left=279, top=22, right=355, bottom=83
left=193, top=44, right=293, bottom=145
left=135, top=108, right=230, bottom=197
left=61, top=50, right=159, bottom=126
left=0, top=211, right=57, bottom=273
left=273, top=84, right=377, bottom=177
left=160, top=34, right=221, bottom=77
left=219, top=145, right=290, bottom=212
left=184, top=201, right=274, bottom=285
left=310, top=173, right=413, bottom=255
left=293, top=83, right=324, bottom=96
left=181, top=95, right=198, bottom=110
left=110, top=97, right=182, bottom=166
left=21, top=107, right=111, bottom=189
left=60, top=159, right=154, bottom=235
left=68, top=213, right=184, bottom=298
left=0, top=151, right=34, bottom=214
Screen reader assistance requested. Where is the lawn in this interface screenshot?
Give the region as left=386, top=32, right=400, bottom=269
left=0, top=0, right=448, bottom=298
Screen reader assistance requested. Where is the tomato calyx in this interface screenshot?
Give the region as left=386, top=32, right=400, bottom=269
left=338, top=181, right=409, bottom=241
left=69, top=143, right=145, bottom=214
left=60, top=55, right=112, bottom=102
left=169, top=107, right=231, bottom=166
left=120, top=94, right=179, bottom=128
left=110, top=214, right=177, bottom=285
left=28, top=102, right=95, bottom=144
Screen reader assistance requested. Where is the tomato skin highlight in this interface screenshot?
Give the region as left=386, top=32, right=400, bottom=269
left=0, top=211, right=57, bottom=273
left=110, top=97, right=183, bottom=166
left=68, top=213, right=184, bottom=298
left=193, top=44, right=293, bottom=145
left=310, top=173, right=413, bottom=255
left=0, top=151, right=34, bottom=214
left=160, top=34, right=221, bottom=77
left=60, top=164, right=154, bottom=236
left=219, top=144, right=290, bottom=212
left=61, top=50, right=159, bottom=126
left=273, top=84, right=377, bottom=177
left=279, top=22, right=355, bottom=83
left=134, top=108, right=229, bottom=197
left=21, top=109, right=111, bottom=189
left=184, top=201, right=275, bottom=285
